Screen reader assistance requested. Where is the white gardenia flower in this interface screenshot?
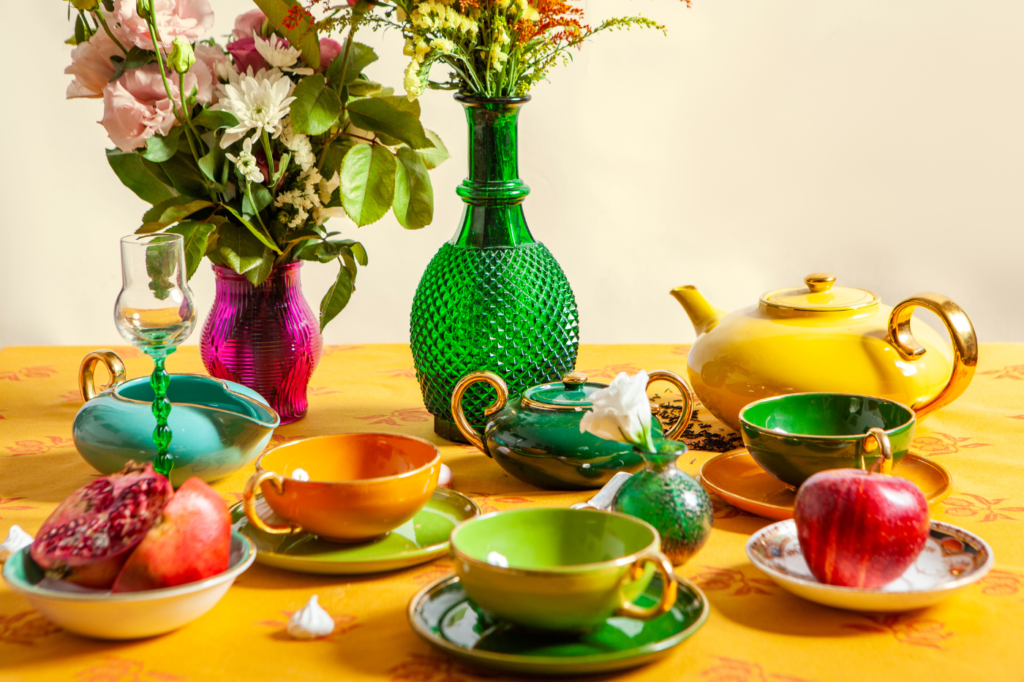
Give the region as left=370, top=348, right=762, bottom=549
left=254, top=34, right=314, bottom=76
left=213, top=69, right=296, bottom=148
left=580, top=370, right=656, bottom=452
left=226, top=138, right=264, bottom=184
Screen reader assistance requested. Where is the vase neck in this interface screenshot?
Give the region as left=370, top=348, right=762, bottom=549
left=634, top=439, right=687, bottom=473
left=450, top=96, right=535, bottom=249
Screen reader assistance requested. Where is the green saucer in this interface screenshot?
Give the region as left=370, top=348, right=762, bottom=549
left=408, top=575, right=709, bottom=676
left=230, top=489, right=480, bottom=575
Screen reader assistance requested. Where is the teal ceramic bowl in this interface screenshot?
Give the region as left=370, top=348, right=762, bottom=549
left=2, top=533, right=255, bottom=640
left=74, top=374, right=279, bottom=487
left=739, top=393, right=916, bottom=488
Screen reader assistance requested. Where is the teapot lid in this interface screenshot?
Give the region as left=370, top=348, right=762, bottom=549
left=760, top=273, right=879, bottom=313
left=522, top=372, right=605, bottom=411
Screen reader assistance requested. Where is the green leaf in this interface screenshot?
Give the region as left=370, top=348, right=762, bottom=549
left=290, top=75, right=342, bottom=136
left=348, top=241, right=368, bottom=266
left=417, top=130, right=450, bottom=170
left=74, top=14, right=88, bottom=46
left=142, top=127, right=182, bottom=163
left=346, top=98, right=433, bottom=150
left=343, top=43, right=378, bottom=85
left=142, top=196, right=194, bottom=224
left=284, top=227, right=325, bottom=243
left=244, top=247, right=275, bottom=286
left=347, top=79, right=382, bottom=97
left=166, top=220, right=216, bottom=279
left=159, top=150, right=209, bottom=197
left=106, top=150, right=176, bottom=205
left=250, top=0, right=320, bottom=70
left=340, top=144, right=397, bottom=226
left=193, top=108, right=239, bottom=130
left=393, top=147, right=433, bottom=230
left=243, top=184, right=273, bottom=215
left=321, top=140, right=354, bottom=180
left=223, top=204, right=282, bottom=254
left=217, top=222, right=266, bottom=274
left=320, top=265, right=354, bottom=332
left=109, top=46, right=156, bottom=82
left=198, top=144, right=227, bottom=185
left=376, top=95, right=420, bottom=118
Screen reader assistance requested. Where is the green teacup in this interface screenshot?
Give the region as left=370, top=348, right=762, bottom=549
left=739, top=393, right=917, bottom=488
left=450, top=508, right=677, bottom=631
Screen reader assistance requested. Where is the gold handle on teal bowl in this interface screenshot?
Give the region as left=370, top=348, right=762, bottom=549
left=242, top=471, right=302, bottom=535
left=857, top=427, right=893, bottom=475
left=450, top=372, right=509, bottom=456
left=614, top=550, right=678, bottom=620
left=79, top=350, right=127, bottom=401
left=646, top=370, right=694, bottom=441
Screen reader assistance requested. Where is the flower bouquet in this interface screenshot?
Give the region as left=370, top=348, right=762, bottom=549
left=62, top=0, right=450, bottom=421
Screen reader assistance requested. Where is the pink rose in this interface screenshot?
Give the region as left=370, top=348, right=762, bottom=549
left=100, top=63, right=213, bottom=151
left=319, top=39, right=342, bottom=72
left=114, top=0, right=214, bottom=50
left=226, top=37, right=267, bottom=74
left=65, top=30, right=122, bottom=99
left=232, top=9, right=266, bottom=41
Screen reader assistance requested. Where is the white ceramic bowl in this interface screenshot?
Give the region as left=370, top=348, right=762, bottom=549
left=746, top=520, right=993, bottom=612
left=2, top=532, right=255, bottom=639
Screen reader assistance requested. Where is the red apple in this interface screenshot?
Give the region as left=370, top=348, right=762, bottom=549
left=793, top=468, right=930, bottom=589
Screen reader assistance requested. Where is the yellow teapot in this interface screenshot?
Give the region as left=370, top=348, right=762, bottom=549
left=671, top=273, right=978, bottom=432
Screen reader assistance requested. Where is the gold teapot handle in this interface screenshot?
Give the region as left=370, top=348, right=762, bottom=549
left=79, top=350, right=127, bottom=401
left=887, top=293, right=978, bottom=420
left=646, top=370, right=694, bottom=441
left=614, top=549, right=678, bottom=620
left=451, top=372, right=509, bottom=455
left=242, top=471, right=301, bottom=535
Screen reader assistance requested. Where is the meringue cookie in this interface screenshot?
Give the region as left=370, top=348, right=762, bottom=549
left=438, top=464, right=453, bottom=489
left=287, top=595, right=334, bottom=639
left=291, top=468, right=310, bottom=481
left=0, top=525, right=33, bottom=561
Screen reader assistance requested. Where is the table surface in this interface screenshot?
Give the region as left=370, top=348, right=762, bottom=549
left=1, top=344, right=1022, bottom=681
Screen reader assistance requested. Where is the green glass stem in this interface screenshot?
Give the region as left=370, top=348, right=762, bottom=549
left=146, top=348, right=175, bottom=478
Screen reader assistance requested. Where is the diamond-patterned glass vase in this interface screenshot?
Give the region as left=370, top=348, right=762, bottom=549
left=411, top=95, right=580, bottom=441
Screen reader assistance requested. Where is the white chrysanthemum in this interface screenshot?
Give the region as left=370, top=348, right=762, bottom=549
left=226, top=138, right=264, bottom=184
left=281, top=118, right=316, bottom=171
left=254, top=33, right=314, bottom=76
left=213, top=69, right=296, bottom=148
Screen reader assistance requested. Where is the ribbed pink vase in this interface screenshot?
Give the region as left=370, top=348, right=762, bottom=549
left=200, top=263, right=322, bottom=424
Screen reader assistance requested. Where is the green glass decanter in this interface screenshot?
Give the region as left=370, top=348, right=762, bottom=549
left=411, top=95, right=579, bottom=441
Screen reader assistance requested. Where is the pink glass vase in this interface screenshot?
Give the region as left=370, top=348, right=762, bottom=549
left=200, top=263, right=322, bottom=424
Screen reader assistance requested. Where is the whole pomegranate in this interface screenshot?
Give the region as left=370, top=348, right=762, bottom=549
left=112, top=477, right=230, bottom=592
left=31, top=462, right=173, bottom=588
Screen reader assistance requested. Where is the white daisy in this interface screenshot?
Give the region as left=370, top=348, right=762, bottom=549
left=225, top=138, right=264, bottom=184
left=254, top=34, right=314, bottom=76
left=213, top=69, right=296, bottom=148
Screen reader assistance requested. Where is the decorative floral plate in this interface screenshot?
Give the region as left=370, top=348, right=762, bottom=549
left=408, top=574, right=708, bottom=676
left=700, top=449, right=952, bottom=520
left=746, top=519, right=994, bottom=611
left=231, top=488, right=479, bottom=575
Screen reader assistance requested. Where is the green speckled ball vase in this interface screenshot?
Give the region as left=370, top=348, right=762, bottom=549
left=410, top=94, right=579, bottom=442
left=615, top=440, right=713, bottom=567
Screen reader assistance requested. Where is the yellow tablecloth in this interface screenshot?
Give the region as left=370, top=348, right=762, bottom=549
left=1, top=344, right=1022, bottom=681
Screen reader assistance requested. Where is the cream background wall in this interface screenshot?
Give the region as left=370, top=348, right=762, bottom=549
left=2, top=0, right=1022, bottom=350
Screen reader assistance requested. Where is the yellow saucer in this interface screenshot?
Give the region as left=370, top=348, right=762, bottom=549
left=700, top=449, right=952, bottom=520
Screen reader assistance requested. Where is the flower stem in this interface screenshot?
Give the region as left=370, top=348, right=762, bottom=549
left=93, top=8, right=128, bottom=55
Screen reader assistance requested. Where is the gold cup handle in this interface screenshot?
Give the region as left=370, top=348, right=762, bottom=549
left=615, top=550, right=678, bottom=620
left=887, top=293, right=978, bottom=420
left=646, top=370, right=694, bottom=441
left=79, top=350, right=127, bottom=401
left=242, top=471, right=301, bottom=535
left=451, top=372, right=509, bottom=456
left=856, top=427, right=893, bottom=475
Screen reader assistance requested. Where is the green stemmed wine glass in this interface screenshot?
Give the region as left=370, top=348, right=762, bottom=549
left=114, top=233, right=197, bottom=479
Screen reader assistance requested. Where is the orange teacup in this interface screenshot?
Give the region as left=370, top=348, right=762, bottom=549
left=242, top=433, right=441, bottom=543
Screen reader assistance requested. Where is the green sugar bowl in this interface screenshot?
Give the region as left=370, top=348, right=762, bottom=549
left=73, top=350, right=279, bottom=487
left=739, top=392, right=917, bottom=488
left=451, top=370, right=693, bottom=490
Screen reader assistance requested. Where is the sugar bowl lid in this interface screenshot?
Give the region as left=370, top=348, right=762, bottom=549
left=760, top=273, right=879, bottom=313
left=521, top=372, right=606, bottom=410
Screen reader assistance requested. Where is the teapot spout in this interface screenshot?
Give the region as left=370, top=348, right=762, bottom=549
left=670, top=286, right=726, bottom=336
